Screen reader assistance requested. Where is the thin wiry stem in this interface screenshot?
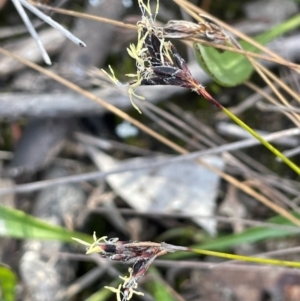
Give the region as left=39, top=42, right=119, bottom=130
left=251, top=61, right=300, bottom=124
left=75, top=133, right=164, bottom=156
left=11, top=0, right=51, bottom=65
left=0, top=127, right=299, bottom=195
left=166, top=102, right=275, bottom=175
left=27, top=0, right=300, bottom=70
left=280, top=145, right=300, bottom=161
left=21, top=0, right=86, bottom=47
left=155, top=259, right=300, bottom=274
left=257, top=101, right=300, bottom=114
left=259, top=62, right=300, bottom=103
left=29, top=1, right=136, bottom=30
left=136, top=101, right=205, bottom=149
left=42, top=251, right=300, bottom=274
left=212, top=246, right=300, bottom=268
left=245, top=81, right=300, bottom=128
left=11, top=0, right=86, bottom=65
left=139, top=100, right=210, bottom=148
left=90, top=207, right=300, bottom=233
left=190, top=39, right=300, bottom=70
left=189, top=248, right=300, bottom=268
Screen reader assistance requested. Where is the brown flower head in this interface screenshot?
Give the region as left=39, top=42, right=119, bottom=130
left=73, top=232, right=187, bottom=301
left=103, top=0, right=223, bottom=112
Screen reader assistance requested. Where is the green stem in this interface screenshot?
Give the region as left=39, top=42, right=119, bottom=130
left=190, top=247, right=300, bottom=268
left=222, top=106, right=300, bottom=175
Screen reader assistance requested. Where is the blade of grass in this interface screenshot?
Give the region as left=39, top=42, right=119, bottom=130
left=0, top=204, right=91, bottom=242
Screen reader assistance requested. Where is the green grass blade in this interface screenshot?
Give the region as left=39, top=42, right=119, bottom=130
left=0, top=205, right=91, bottom=243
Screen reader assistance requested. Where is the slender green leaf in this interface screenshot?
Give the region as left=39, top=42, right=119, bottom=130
left=0, top=265, right=16, bottom=301
left=0, top=205, right=91, bottom=243
left=194, top=14, right=300, bottom=86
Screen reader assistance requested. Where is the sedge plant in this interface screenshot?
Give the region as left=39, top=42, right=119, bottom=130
left=103, top=0, right=300, bottom=175
left=1, top=2, right=299, bottom=300
left=73, top=233, right=300, bottom=301
left=73, top=5, right=300, bottom=301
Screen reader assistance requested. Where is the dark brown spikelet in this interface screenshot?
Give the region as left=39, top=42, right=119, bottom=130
left=134, top=26, right=222, bottom=108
